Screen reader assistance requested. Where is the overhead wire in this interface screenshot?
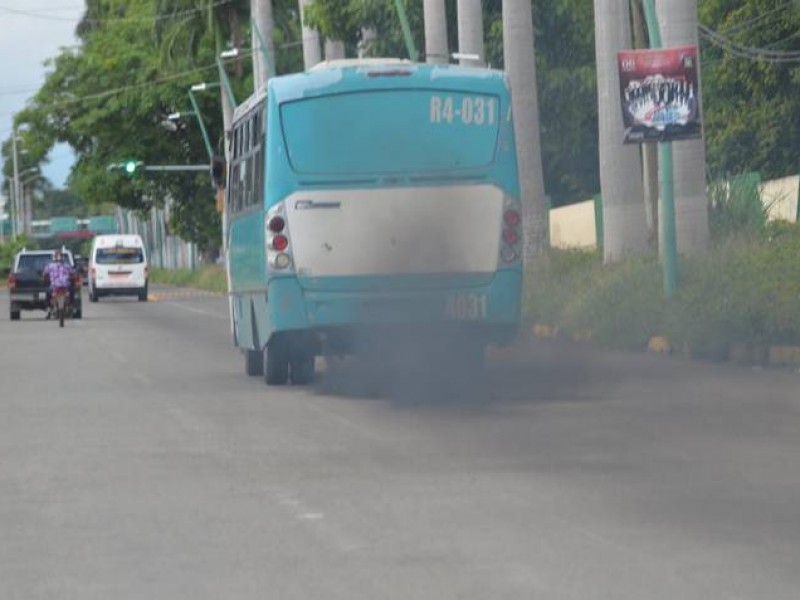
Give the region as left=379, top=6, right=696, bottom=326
left=699, top=24, right=800, bottom=63
left=0, top=0, right=232, bottom=23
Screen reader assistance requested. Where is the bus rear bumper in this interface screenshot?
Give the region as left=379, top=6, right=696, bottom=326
left=266, top=270, right=522, bottom=349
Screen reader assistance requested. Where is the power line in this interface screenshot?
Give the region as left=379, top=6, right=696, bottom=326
left=699, top=24, right=800, bottom=63
left=718, top=1, right=793, bottom=36
left=0, top=0, right=232, bottom=23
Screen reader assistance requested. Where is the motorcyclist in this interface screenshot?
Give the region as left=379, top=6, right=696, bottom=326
left=42, top=249, right=75, bottom=319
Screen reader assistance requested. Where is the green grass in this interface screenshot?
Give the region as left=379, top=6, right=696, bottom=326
left=524, top=221, right=800, bottom=359
left=149, top=265, right=227, bottom=294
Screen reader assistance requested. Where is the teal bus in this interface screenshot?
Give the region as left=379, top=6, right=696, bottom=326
left=226, top=58, right=523, bottom=385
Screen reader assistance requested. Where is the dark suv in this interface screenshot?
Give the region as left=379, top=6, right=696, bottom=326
left=7, top=249, right=83, bottom=320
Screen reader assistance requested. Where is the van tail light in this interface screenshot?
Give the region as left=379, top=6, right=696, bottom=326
left=500, top=204, right=522, bottom=265
left=7, top=273, right=16, bottom=290
left=266, top=204, right=294, bottom=272
left=90, top=267, right=96, bottom=278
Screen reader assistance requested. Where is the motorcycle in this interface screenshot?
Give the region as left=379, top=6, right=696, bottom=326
left=51, top=287, right=70, bottom=328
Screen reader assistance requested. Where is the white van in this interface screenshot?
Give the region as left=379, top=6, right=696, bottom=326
left=88, top=234, right=149, bottom=302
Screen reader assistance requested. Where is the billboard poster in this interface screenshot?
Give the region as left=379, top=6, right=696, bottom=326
left=617, top=45, right=702, bottom=144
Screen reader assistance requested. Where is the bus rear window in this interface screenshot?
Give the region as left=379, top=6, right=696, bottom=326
left=280, top=90, right=500, bottom=175
left=96, top=248, right=144, bottom=265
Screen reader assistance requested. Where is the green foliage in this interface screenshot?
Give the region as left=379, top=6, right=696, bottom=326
left=526, top=228, right=800, bottom=359
left=707, top=173, right=770, bottom=241
left=0, top=236, right=37, bottom=276
left=700, top=0, right=800, bottom=179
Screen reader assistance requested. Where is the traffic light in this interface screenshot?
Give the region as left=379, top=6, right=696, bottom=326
left=124, top=160, right=143, bottom=174
left=107, top=160, right=144, bottom=175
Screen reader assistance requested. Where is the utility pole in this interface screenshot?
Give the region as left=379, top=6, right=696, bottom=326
left=11, top=127, right=20, bottom=239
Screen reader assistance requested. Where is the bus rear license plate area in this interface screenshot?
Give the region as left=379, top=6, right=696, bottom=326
left=444, top=293, right=488, bottom=321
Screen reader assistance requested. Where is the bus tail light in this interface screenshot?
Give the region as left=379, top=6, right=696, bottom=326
left=268, top=216, right=285, bottom=233
left=266, top=204, right=294, bottom=271
left=500, top=203, right=522, bottom=265
left=272, top=234, right=289, bottom=251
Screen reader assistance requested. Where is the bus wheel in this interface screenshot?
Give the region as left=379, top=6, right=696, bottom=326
left=245, top=349, right=263, bottom=376
left=290, top=352, right=315, bottom=385
left=264, top=340, right=289, bottom=385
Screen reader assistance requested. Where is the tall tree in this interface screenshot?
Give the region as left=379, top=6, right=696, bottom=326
left=423, top=0, right=449, bottom=63
left=251, top=0, right=276, bottom=88
left=299, top=0, right=322, bottom=68
left=457, top=0, right=484, bottom=66
left=699, top=0, right=800, bottom=181
left=656, top=0, right=709, bottom=255
left=594, top=0, right=648, bottom=261
left=503, top=0, right=548, bottom=259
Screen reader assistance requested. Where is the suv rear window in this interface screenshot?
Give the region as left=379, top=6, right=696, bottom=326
left=17, top=253, right=73, bottom=272
left=95, top=248, right=144, bottom=264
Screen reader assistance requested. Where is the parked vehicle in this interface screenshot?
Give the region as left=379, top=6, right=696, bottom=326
left=88, top=234, right=148, bottom=302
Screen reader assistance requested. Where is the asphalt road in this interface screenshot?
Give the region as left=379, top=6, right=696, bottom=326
left=2, top=286, right=799, bottom=599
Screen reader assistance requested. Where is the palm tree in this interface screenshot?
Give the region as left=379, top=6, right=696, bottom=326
left=299, top=0, right=321, bottom=68
left=594, top=0, right=649, bottom=262
left=251, top=0, right=275, bottom=89
left=503, top=0, right=548, bottom=259
left=423, top=0, right=449, bottom=64
left=325, top=39, right=345, bottom=60
left=457, top=0, right=484, bottom=66
left=656, top=0, right=709, bottom=255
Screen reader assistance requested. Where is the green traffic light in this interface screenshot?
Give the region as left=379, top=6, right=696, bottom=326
left=125, top=161, right=139, bottom=174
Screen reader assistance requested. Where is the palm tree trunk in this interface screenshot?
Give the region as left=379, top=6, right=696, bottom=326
left=502, top=0, right=548, bottom=260
left=656, top=0, right=709, bottom=255
left=325, top=39, right=345, bottom=60
left=359, top=28, right=377, bottom=58
left=251, top=0, right=275, bottom=88
left=299, top=0, right=321, bottom=69
left=630, top=0, right=658, bottom=245
left=457, top=0, right=485, bottom=66
left=594, top=0, right=649, bottom=262
left=423, top=0, right=449, bottom=64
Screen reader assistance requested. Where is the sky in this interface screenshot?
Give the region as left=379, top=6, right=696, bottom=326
left=0, top=1, right=83, bottom=197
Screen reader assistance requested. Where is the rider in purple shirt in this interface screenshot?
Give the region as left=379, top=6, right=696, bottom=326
left=43, top=249, right=75, bottom=318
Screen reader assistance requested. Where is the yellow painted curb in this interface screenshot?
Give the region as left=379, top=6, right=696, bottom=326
left=768, top=346, right=800, bottom=366
left=572, top=329, right=593, bottom=342
left=647, top=336, right=671, bottom=354
left=532, top=323, right=559, bottom=339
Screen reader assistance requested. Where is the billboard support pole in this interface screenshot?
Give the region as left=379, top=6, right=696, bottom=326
left=642, top=0, right=678, bottom=298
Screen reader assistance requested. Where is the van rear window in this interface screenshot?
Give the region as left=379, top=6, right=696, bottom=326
left=96, top=248, right=144, bottom=264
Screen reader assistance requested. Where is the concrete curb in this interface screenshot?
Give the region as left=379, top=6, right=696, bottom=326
left=530, top=323, right=800, bottom=368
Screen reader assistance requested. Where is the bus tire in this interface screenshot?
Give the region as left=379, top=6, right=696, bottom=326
left=245, top=349, right=264, bottom=376
left=290, top=352, right=315, bottom=385
left=264, top=340, right=289, bottom=385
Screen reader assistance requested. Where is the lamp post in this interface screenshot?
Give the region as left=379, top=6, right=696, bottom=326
left=11, top=128, right=21, bottom=239
left=18, top=166, right=39, bottom=236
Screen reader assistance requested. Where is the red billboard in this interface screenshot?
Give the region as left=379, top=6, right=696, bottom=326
left=617, top=45, right=702, bottom=144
